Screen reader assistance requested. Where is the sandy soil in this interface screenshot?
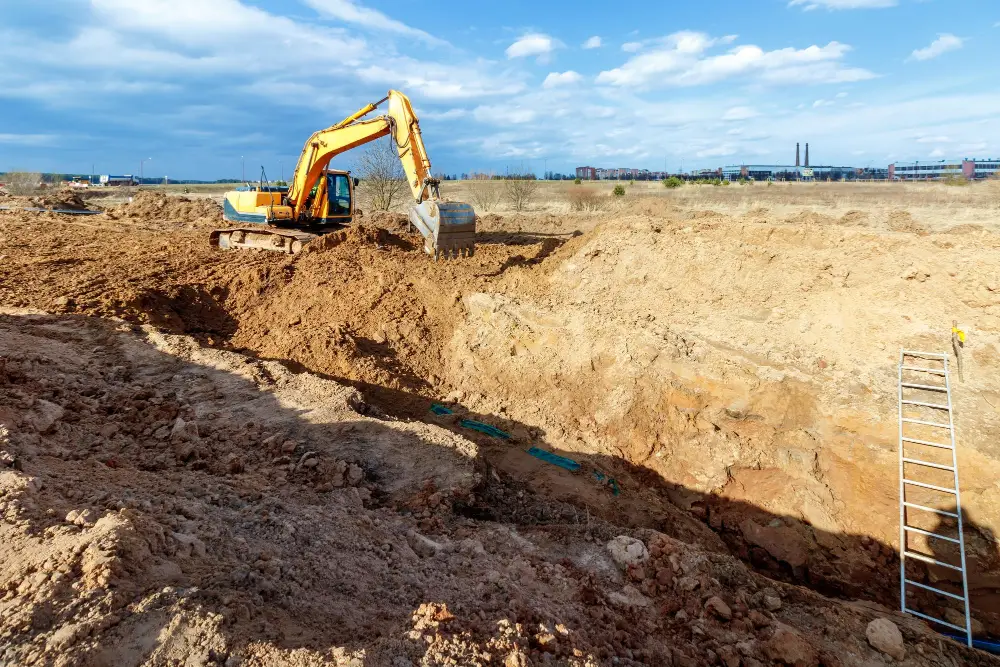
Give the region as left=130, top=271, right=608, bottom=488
left=1, top=185, right=999, bottom=664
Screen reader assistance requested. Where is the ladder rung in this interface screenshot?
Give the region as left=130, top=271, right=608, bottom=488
left=902, top=457, right=955, bottom=471
left=904, top=579, right=967, bottom=602
left=903, top=550, right=963, bottom=571
left=901, top=365, right=947, bottom=375
left=901, top=350, right=947, bottom=359
left=901, top=437, right=953, bottom=449
left=902, top=606, right=967, bottom=632
left=903, top=479, right=958, bottom=494
left=901, top=400, right=949, bottom=409
left=901, top=382, right=948, bottom=392
left=902, top=418, right=951, bottom=428
left=903, top=502, right=958, bottom=518
left=904, top=525, right=961, bottom=544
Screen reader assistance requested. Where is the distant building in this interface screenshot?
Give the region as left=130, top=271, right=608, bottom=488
left=99, top=174, right=138, bottom=186
left=575, top=166, right=597, bottom=180
left=889, top=158, right=1000, bottom=181
left=722, top=165, right=872, bottom=182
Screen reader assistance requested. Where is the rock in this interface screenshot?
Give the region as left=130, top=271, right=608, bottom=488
left=718, top=645, right=741, bottom=667
left=606, top=535, right=649, bottom=570
left=866, top=618, right=905, bottom=661
left=170, top=417, right=199, bottom=443
left=705, top=596, right=733, bottom=621
left=764, top=625, right=818, bottom=667
left=748, top=610, right=771, bottom=628
left=302, top=457, right=319, bottom=469
left=764, top=594, right=782, bottom=611
left=607, top=585, right=651, bottom=609
left=346, top=463, right=364, bottom=486
left=944, top=608, right=984, bottom=636
left=281, top=440, right=297, bottom=454
left=29, top=399, right=64, bottom=434
left=407, top=531, right=444, bottom=558
left=740, top=519, right=808, bottom=569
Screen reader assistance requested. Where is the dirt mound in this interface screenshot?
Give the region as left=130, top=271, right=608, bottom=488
left=103, top=191, right=222, bottom=227
left=357, top=210, right=411, bottom=235
left=0, top=188, right=90, bottom=211
left=0, top=314, right=991, bottom=666
left=887, top=209, right=928, bottom=234
left=839, top=210, right=870, bottom=225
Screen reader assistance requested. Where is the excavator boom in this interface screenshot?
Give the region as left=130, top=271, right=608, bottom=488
left=214, top=90, right=475, bottom=258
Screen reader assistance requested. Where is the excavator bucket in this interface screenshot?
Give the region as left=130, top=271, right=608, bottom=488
left=408, top=201, right=477, bottom=259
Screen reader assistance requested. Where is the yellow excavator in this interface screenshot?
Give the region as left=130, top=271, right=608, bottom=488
left=210, top=90, right=475, bottom=259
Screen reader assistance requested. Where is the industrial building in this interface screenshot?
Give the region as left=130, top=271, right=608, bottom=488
left=721, top=164, right=887, bottom=181
left=889, top=158, right=1000, bottom=181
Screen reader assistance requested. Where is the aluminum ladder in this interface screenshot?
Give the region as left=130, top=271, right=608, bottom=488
left=898, top=350, right=972, bottom=647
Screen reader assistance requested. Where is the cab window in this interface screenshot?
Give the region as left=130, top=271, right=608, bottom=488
left=327, top=173, right=351, bottom=216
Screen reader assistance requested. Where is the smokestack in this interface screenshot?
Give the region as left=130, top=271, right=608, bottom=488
left=805, top=143, right=810, bottom=167
left=796, top=143, right=800, bottom=167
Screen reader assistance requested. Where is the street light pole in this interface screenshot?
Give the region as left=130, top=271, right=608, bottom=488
left=241, top=156, right=245, bottom=183
left=139, top=157, right=152, bottom=186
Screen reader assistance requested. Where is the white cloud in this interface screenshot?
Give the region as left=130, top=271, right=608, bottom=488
left=542, top=71, right=582, bottom=88
left=582, top=36, right=602, bottom=49
left=0, top=133, right=57, bottom=146
left=929, top=148, right=946, bottom=157
left=301, top=0, right=444, bottom=45
left=722, top=106, right=757, bottom=121
left=597, top=32, right=875, bottom=88
left=812, top=98, right=834, bottom=107
left=909, top=34, right=964, bottom=61
left=473, top=104, right=536, bottom=124
left=506, top=33, right=559, bottom=59
left=421, top=108, right=467, bottom=120
left=836, top=91, right=848, bottom=98
left=622, top=41, right=643, bottom=52
left=916, top=135, right=950, bottom=143
left=789, top=0, right=897, bottom=9
left=696, top=145, right=738, bottom=158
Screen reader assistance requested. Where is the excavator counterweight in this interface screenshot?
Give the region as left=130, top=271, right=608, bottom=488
left=213, top=90, right=475, bottom=258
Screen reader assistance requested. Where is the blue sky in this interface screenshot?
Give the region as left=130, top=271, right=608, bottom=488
left=1, top=0, right=998, bottom=179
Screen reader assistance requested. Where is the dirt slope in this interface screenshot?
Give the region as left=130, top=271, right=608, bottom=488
left=0, top=311, right=994, bottom=666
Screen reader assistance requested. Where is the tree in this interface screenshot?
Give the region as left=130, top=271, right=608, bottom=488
left=467, top=176, right=503, bottom=212
left=355, top=137, right=406, bottom=211
left=504, top=178, right=538, bottom=211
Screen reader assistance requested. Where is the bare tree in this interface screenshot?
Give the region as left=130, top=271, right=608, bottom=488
left=355, top=138, right=406, bottom=211
left=3, top=172, right=42, bottom=196
left=504, top=178, right=538, bottom=212
left=467, top=173, right=503, bottom=212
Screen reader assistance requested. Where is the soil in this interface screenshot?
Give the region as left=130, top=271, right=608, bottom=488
left=1, top=194, right=999, bottom=665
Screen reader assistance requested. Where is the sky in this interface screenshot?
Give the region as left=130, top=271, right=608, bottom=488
left=1, top=0, right=998, bottom=180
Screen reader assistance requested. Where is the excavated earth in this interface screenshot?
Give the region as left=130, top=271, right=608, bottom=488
left=0, top=192, right=999, bottom=665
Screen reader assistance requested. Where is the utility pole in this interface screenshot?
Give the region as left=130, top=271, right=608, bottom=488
left=241, top=156, right=245, bottom=182
left=544, top=157, right=547, bottom=180
left=139, top=157, right=152, bottom=186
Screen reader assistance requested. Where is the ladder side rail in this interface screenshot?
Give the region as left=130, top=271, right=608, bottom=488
left=898, top=350, right=907, bottom=616
left=943, top=357, right=973, bottom=648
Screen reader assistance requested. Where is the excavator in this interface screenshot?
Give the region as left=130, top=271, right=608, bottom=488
left=210, top=90, right=475, bottom=259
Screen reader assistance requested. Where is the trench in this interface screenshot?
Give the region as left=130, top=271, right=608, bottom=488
left=119, top=222, right=998, bottom=638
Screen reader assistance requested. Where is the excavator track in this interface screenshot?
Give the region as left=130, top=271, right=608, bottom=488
left=209, top=228, right=317, bottom=255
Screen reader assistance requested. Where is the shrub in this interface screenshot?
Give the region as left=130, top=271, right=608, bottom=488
left=942, top=175, right=969, bottom=187
left=3, top=172, right=42, bottom=196
left=567, top=188, right=605, bottom=212
left=574, top=178, right=582, bottom=185
left=504, top=178, right=538, bottom=211
left=467, top=178, right=503, bottom=212
left=663, top=176, right=684, bottom=189
left=612, top=184, right=626, bottom=197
